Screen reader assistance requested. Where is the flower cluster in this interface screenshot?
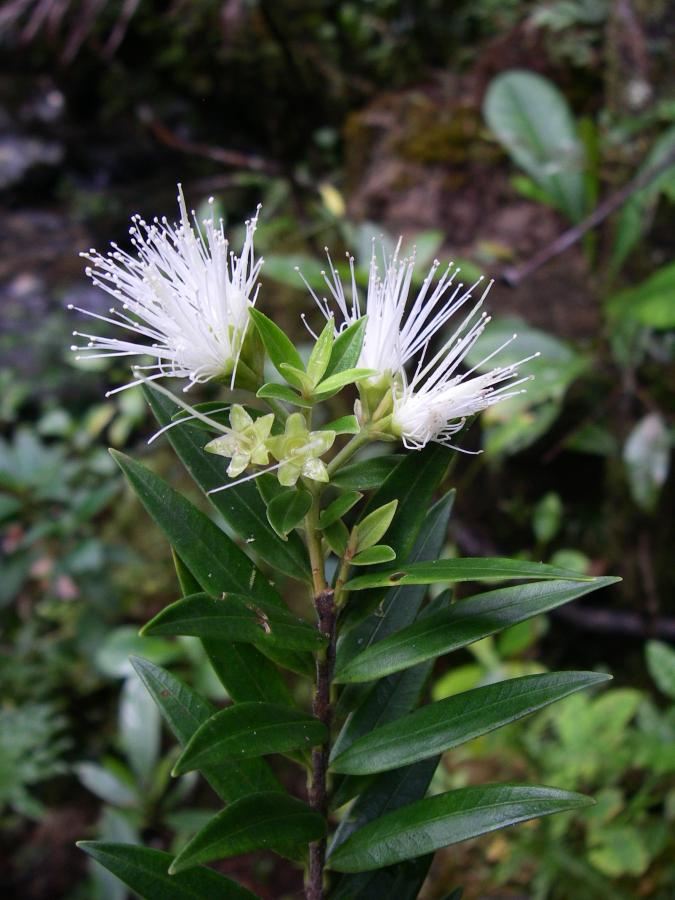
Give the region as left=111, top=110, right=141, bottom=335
left=71, top=186, right=536, bottom=486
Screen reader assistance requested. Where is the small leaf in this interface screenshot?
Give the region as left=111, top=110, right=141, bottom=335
left=335, top=577, right=620, bottom=683
left=130, top=657, right=281, bottom=801
left=77, top=843, right=258, bottom=900
left=328, top=784, right=593, bottom=872
left=319, top=415, right=360, bottom=435
left=75, top=762, right=137, bottom=807
left=170, top=792, right=326, bottom=872
left=314, top=367, right=377, bottom=397
left=307, top=318, right=335, bottom=386
left=257, top=383, right=313, bottom=409
left=623, top=413, right=670, bottom=512
left=173, top=702, right=327, bottom=774
left=330, top=671, right=611, bottom=775
left=279, top=362, right=313, bottom=392
left=351, top=545, right=397, bottom=566
left=323, top=519, right=349, bottom=555
left=345, top=557, right=592, bottom=591
left=646, top=640, right=675, bottom=699
left=249, top=308, right=304, bottom=375
left=142, top=593, right=326, bottom=651
left=324, top=317, right=367, bottom=378
left=319, top=492, right=363, bottom=529
left=331, top=456, right=405, bottom=491
left=267, top=489, right=312, bottom=538
left=355, top=500, right=398, bottom=551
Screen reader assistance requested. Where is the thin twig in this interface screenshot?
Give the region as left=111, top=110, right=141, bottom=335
left=501, top=143, right=675, bottom=287
left=139, top=107, right=282, bottom=177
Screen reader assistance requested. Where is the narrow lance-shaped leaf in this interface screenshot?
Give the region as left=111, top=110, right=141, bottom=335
left=336, top=577, right=620, bottom=683
left=355, top=500, right=398, bottom=551
left=173, top=702, right=327, bottom=774
left=351, top=546, right=396, bottom=566
left=331, top=671, right=611, bottom=775
left=77, top=843, right=259, bottom=900
left=145, top=386, right=310, bottom=582
left=306, top=317, right=335, bottom=386
left=110, top=450, right=280, bottom=605
left=314, top=367, right=378, bottom=398
left=328, top=784, right=593, bottom=873
left=257, top=383, right=313, bottom=408
left=331, top=456, right=405, bottom=491
left=142, top=592, right=327, bottom=652
left=130, top=657, right=281, bottom=802
left=319, top=491, right=363, bottom=529
left=170, top=792, right=326, bottom=873
left=345, top=557, right=593, bottom=591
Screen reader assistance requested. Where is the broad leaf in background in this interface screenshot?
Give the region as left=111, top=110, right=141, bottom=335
left=483, top=70, right=587, bottom=222
left=118, top=673, right=161, bottom=784
left=607, top=262, right=675, bottom=331
left=462, top=317, right=588, bottom=456
left=645, top=640, right=675, bottom=700
left=78, top=843, right=258, bottom=900
left=610, top=124, right=675, bottom=274
left=328, top=784, right=593, bottom=872
left=623, top=413, right=670, bottom=512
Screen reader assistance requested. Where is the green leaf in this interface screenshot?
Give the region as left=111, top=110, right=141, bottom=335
left=319, top=491, right=363, bottom=529
left=319, top=415, right=360, bottom=435
left=111, top=450, right=280, bottom=605
left=323, top=519, right=350, bottom=555
left=173, top=702, right=327, bottom=774
left=335, top=577, right=619, bottom=683
left=328, top=784, right=593, bottom=872
left=279, top=362, right=313, bottom=392
left=623, top=413, right=670, bottom=512
left=314, top=367, right=377, bottom=397
left=324, top=318, right=367, bottom=378
left=174, top=553, right=302, bottom=700
left=345, top=557, right=591, bottom=591
left=94, top=626, right=181, bottom=679
left=145, top=387, right=309, bottom=583
left=257, top=383, right=313, bottom=409
left=119, top=674, right=161, bottom=783
left=610, top=125, right=675, bottom=274
left=608, top=262, right=675, bottom=330
left=331, top=671, right=610, bottom=775
left=331, top=456, right=404, bottom=491
left=355, top=500, right=398, bottom=551
left=75, top=762, right=137, bottom=807
left=130, top=657, right=280, bottom=802
left=249, top=308, right=304, bottom=375
left=77, top=843, right=258, bottom=899
left=331, top=593, right=450, bottom=812
left=307, top=317, right=335, bottom=386
left=170, top=792, right=326, bottom=872
left=351, top=545, right=396, bottom=566
left=266, top=488, right=312, bottom=538
left=340, top=446, right=452, bottom=634
left=142, top=593, right=326, bottom=652
left=111, top=449, right=296, bottom=702
left=483, top=70, right=586, bottom=222
left=646, top=640, right=675, bottom=699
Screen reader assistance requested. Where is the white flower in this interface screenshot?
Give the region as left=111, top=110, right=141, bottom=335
left=299, top=240, right=487, bottom=380
left=391, top=301, right=539, bottom=450
left=70, top=186, right=262, bottom=394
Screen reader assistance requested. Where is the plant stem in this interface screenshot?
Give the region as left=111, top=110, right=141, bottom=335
left=306, top=587, right=336, bottom=900
left=304, top=491, right=333, bottom=900
left=326, top=429, right=370, bottom=476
